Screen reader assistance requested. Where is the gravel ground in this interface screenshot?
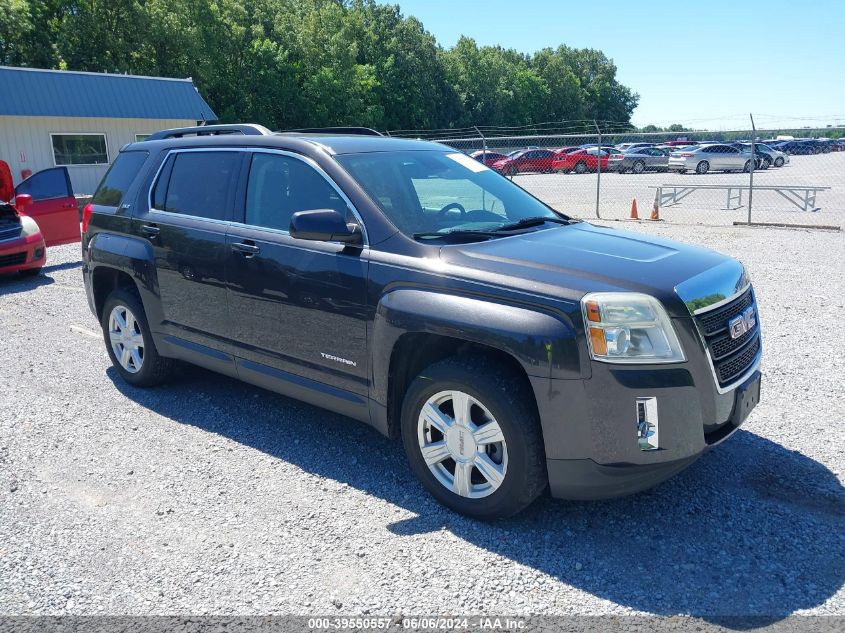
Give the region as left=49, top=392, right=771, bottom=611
left=1, top=224, right=843, bottom=619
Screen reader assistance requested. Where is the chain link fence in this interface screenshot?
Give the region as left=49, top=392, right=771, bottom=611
left=390, top=122, right=845, bottom=229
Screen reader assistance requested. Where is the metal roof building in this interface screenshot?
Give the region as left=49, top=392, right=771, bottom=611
left=0, top=66, right=217, bottom=194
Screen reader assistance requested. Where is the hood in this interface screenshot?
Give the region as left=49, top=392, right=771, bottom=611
left=438, top=222, right=739, bottom=317
left=0, top=160, right=14, bottom=203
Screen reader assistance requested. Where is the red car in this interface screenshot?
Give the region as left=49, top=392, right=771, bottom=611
left=552, top=148, right=610, bottom=174
left=0, top=160, right=80, bottom=277
left=491, top=149, right=556, bottom=175
left=470, top=150, right=509, bottom=167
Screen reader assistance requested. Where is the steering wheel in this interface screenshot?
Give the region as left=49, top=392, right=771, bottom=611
left=437, top=202, right=466, bottom=221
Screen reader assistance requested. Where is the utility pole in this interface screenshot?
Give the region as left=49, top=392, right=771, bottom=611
left=594, top=120, right=602, bottom=219
left=748, top=113, right=756, bottom=224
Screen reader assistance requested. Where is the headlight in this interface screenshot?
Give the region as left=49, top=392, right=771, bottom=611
left=581, top=292, right=685, bottom=364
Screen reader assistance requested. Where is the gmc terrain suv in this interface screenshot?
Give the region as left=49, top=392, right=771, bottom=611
left=82, top=124, right=762, bottom=519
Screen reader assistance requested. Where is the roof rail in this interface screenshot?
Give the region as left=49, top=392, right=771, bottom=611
left=282, top=127, right=384, bottom=137
left=146, top=124, right=272, bottom=141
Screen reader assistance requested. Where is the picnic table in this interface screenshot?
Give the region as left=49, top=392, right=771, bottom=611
left=649, top=184, right=831, bottom=212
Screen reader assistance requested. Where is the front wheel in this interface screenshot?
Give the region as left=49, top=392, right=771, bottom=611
left=743, top=160, right=752, bottom=173
left=101, top=286, right=174, bottom=387
left=774, top=157, right=784, bottom=167
left=574, top=161, right=587, bottom=174
left=401, top=357, right=547, bottom=519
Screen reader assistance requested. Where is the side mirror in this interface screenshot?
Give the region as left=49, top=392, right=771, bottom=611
left=289, top=209, right=362, bottom=244
left=15, top=194, right=33, bottom=213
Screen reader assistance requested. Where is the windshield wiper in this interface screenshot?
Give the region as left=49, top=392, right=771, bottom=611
left=413, top=216, right=577, bottom=241
left=413, top=229, right=500, bottom=241
left=493, top=216, right=577, bottom=232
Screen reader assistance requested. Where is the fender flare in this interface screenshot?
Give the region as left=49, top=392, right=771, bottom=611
left=87, top=233, right=161, bottom=324
left=371, top=288, right=586, bottom=406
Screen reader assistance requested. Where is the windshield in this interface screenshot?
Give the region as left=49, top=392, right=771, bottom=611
left=335, top=150, right=564, bottom=237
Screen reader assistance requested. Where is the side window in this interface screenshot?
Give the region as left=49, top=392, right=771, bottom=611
left=725, top=146, right=738, bottom=153
left=244, top=153, right=346, bottom=232
left=15, top=167, right=72, bottom=200
left=91, top=151, right=148, bottom=207
left=156, top=152, right=240, bottom=221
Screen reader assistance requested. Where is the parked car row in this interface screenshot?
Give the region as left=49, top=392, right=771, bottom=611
left=469, top=135, right=841, bottom=177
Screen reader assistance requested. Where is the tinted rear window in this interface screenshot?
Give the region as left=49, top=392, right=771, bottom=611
left=91, top=151, right=149, bottom=207
left=159, top=152, right=240, bottom=221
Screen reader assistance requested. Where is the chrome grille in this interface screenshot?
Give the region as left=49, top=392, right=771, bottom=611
left=697, top=288, right=754, bottom=335
left=0, top=224, right=22, bottom=242
left=694, top=286, right=760, bottom=389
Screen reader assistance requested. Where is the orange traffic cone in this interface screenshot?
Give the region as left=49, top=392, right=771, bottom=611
left=629, top=198, right=639, bottom=220
left=650, top=191, right=660, bottom=221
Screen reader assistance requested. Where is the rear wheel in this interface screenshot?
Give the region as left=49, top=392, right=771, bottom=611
left=743, top=160, right=752, bottom=173
left=401, top=356, right=546, bottom=519
left=101, top=286, right=174, bottom=387
left=632, top=160, right=646, bottom=174
left=695, top=161, right=710, bottom=175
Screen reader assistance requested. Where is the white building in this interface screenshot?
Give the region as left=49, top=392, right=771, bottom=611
left=0, top=66, right=217, bottom=194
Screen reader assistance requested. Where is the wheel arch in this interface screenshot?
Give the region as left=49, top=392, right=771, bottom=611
left=87, top=233, right=159, bottom=322
left=370, top=288, right=584, bottom=438
left=92, top=266, right=138, bottom=320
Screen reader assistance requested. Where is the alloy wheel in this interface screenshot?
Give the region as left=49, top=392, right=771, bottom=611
left=417, top=390, right=508, bottom=499
left=108, top=305, right=145, bottom=373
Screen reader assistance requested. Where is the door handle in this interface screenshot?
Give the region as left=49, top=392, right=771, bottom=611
left=231, top=241, right=260, bottom=257
left=140, top=224, right=160, bottom=237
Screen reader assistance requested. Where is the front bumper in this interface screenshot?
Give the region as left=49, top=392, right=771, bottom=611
left=0, top=233, right=46, bottom=275
left=533, top=316, right=760, bottom=500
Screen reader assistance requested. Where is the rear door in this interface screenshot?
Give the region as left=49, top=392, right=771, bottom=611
left=15, top=167, right=79, bottom=246
left=136, top=149, right=244, bottom=346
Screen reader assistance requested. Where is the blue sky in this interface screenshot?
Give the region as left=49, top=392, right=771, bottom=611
left=384, top=0, right=845, bottom=131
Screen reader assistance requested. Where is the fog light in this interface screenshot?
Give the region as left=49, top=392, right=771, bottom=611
left=33, top=248, right=45, bottom=260
left=636, top=397, right=659, bottom=451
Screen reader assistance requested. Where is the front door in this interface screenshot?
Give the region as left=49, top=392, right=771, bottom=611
left=136, top=149, right=244, bottom=345
left=15, top=167, right=79, bottom=246
left=225, top=151, right=369, bottom=397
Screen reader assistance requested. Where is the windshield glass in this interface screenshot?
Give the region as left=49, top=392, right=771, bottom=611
left=335, top=150, right=563, bottom=237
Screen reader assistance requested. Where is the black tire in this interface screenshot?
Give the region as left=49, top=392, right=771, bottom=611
left=19, top=267, right=42, bottom=278
left=774, top=157, right=784, bottom=167
left=574, top=161, right=587, bottom=174
left=101, top=286, right=174, bottom=387
left=401, top=356, right=547, bottom=520
left=632, top=160, right=646, bottom=174
left=507, top=165, right=517, bottom=176
left=695, top=160, right=710, bottom=175
left=743, top=160, right=752, bottom=173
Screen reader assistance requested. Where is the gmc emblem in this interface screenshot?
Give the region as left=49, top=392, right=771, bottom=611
left=728, top=306, right=756, bottom=339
